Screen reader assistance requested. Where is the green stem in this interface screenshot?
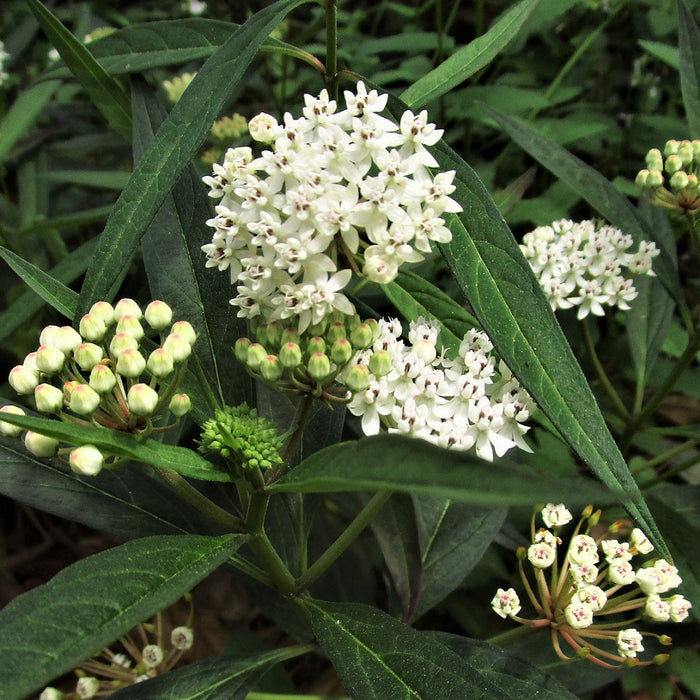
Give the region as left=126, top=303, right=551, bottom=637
left=294, top=491, right=392, bottom=593
left=324, top=0, right=338, bottom=100
left=190, top=350, right=222, bottom=413
left=228, top=552, right=274, bottom=587
left=487, top=623, right=542, bottom=647
left=268, top=394, right=315, bottom=483
left=630, top=438, right=697, bottom=475
left=581, top=318, right=630, bottom=421
left=153, top=466, right=245, bottom=532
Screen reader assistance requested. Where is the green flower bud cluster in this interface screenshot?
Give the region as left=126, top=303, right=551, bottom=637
left=202, top=113, right=250, bottom=168
left=234, top=312, right=380, bottom=402
left=636, top=139, right=700, bottom=215
left=198, top=403, right=284, bottom=472
left=5, top=298, right=195, bottom=477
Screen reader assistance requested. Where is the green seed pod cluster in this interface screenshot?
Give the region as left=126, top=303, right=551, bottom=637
left=234, top=312, right=380, bottom=402
left=198, top=403, right=284, bottom=471
left=636, top=139, right=700, bottom=216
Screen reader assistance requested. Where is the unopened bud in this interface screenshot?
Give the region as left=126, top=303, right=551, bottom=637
left=69, top=445, right=103, bottom=476
left=75, top=676, right=100, bottom=699
left=79, top=313, right=107, bottom=342
left=114, top=298, right=142, bottom=320
left=24, top=431, right=59, bottom=458
left=89, top=364, right=117, bottom=394
left=280, top=327, right=300, bottom=346
left=670, top=170, right=689, bottom=191
left=144, top=300, right=173, bottom=330
left=327, top=322, right=347, bottom=343
left=279, top=342, right=302, bottom=368
left=36, top=344, right=66, bottom=374
left=516, top=546, right=527, bottom=561
left=635, top=169, right=649, bottom=188
left=678, top=140, right=694, bottom=164
left=648, top=169, right=664, bottom=188
left=127, top=383, right=159, bottom=416
left=307, top=336, right=326, bottom=356
left=265, top=321, right=282, bottom=348
left=308, top=352, right=332, bottom=381
left=73, top=343, right=103, bottom=371
left=575, top=646, right=590, bottom=659
left=589, top=509, right=602, bottom=527
left=171, top=626, right=194, bottom=650
left=414, top=338, right=437, bottom=363
left=9, top=365, right=39, bottom=394
left=234, top=337, right=251, bottom=363
left=63, top=380, right=78, bottom=402
left=665, top=154, right=682, bottom=174
left=23, top=352, right=39, bottom=372
left=0, top=405, right=26, bottom=436
left=646, top=148, right=663, bottom=169
left=369, top=349, right=393, bottom=377
left=308, top=318, right=328, bottom=336
left=664, top=140, right=679, bottom=156
left=345, top=364, right=370, bottom=392
left=109, top=332, right=138, bottom=358
left=116, top=348, right=146, bottom=378
left=171, top=320, right=197, bottom=345
left=54, top=326, right=82, bottom=355
left=39, top=324, right=60, bottom=346
left=89, top=301, right=115, bottom=325
left=659, top=635, right=672, bottom=646
left=350, top=322, right=374, bottom=349
left=581, top=504, right=594, bottom=519
left=248, top=112, right=279, bottom=143
left=162, top=333, right=191, bottom=362
left=169, top=393, right=191, bottom=417
left=147, top=348, right=174, bottom=378
left=69, top=384, right=101, bottom=415
left=39, top=687, right=64, bottom=700
left=331, top=338, right=353, bottom=366
left=116, top=315, right=144, bottom=341
left=34, top=383, right=64, bottom=413
left=654, top=653, right=670, bottom=665
left=260, top=355, right=283, bottom=382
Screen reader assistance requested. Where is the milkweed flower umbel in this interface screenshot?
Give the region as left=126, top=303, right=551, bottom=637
left=491, top=504, right=691, bottom=669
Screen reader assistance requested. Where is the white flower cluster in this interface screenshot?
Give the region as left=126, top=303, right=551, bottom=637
left=202, top=82, right=461, bottom=333
left=342, top=317, right=535, bottom=461
left=520, top=219, right=659, bottom=320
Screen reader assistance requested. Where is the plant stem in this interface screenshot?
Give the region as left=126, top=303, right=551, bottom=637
left=324, top=0, right=338, bottom=100
left=153, top=466, right=245, bottom=532
left=294, top=491, right=392, bottom=593
left=630, top=438, right=696, bottom=475
left=487, top=623, right=541, bottom=647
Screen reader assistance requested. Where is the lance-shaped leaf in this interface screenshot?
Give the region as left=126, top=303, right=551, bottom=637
left=307, top=600, right=576, bottom=699
left=0, top=534, right=245, bottom=699
left=27, top=0, right=132, bottom=140
left=76, top=0, right=311, bottom=318
left=268, top=434, right=618, bottom=506
left=0, top=411, right=233, bottom=482
left=400, top=0, right=540, bottom=109
left=678, top=0, right=700, bottom=138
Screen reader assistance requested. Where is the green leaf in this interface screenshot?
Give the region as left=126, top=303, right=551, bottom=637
left=400, top=0, right=539, bottom=109
left=109, top=646, right=311, bottom=699
left=268, top=434, right=618, bottom=506
left=638, top=39, right=680, bottom=69
left=76, top=0, right=311, bottom=316
left=383, top=269, right=479, bottom=355
left=26, top=0, right=132, bottom=140
left=0, top=534, right=245, bottom=699
left=485, top=106, right=685, bottom=311
left=307, top=600, right=575, bottom=699
left=0, top=80, right=61, bottom=165
left=678, top=0, right=700, bottom=138
left=0, top=411, right=233, bottom=482
left=45, top=169, right=131, bottom=189
left=0, top=245, right=78, bottom=317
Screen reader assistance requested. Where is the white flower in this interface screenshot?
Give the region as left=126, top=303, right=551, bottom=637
left=630, top=528, right=654, bottom=554
left=528, top=542, right=557, bottom=569
left=607, top=560, right=636, bottom=586
left=617, top=628, right=644, bottom=658
left=541, top=503, right=573, bottom=528
left=644, top=594, right=671, bottom=622
left=568, top=534, right=599, bottom=565
left=601, top=539, right=632, bottom=564
left=491, top=588, right=521, bottom=618
left=564, top=602, right=594, bottom=629
left=576, top=584, right=607, bottom=612
left=569, top=562, right=599, bottom=585
left=667, top=594, right=692, bottom=622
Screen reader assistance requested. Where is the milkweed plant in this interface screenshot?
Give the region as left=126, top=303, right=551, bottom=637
left=0, top=0, right=698, bottom=698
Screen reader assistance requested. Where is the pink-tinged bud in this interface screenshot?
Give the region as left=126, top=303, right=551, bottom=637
left=265, top=321, right=282, bottom=348
left=147, top=348, right=174, bottom=377
left=69, top=384, right=101, bottom=415
left=168, top=393, right=191, bottom=417
left=23, top=352, right=39, bottom=371
left=79, top=313, right=107, bottom=342
left=116, top=348, right=146, bottom=378
left=280, top=326, right=300, bottom=346
left=89, top=364, right=117, bottom=394
left=89, top=300, right=115, bottom=325
left=34, top=383, right=64, bottom=413
left=331, top=338, right=353, bottom=366
left=62, top=380, right=78, bottom=402
left=327, top=322, right=347, bottom=344
left=279, top=342, right=302, bottom=368
left=9, top=365, right=39, bottom=394
left=234, top=337, right=251, bottom=363
left=345, top=364, right=371, bottom=392
left=114, top=298, right=142, bottom=320
left=369, top=349, right=393, bottom=377
left=73, top=343, right=103, bottom=371
left=54, top=326, right=82, bottom=354
left=162, top=333, right=191, bottom=362
left=24, top=431, right=59, bottom=458
left=36, top=344, right=66, bottom=374
left=39, top=324, right=60, bottom=346
left=308, top=352, right=332, bottom=382
left=307, top=336, right=326, bottom=356
left=115, top=315, right=144, bottom=341
left=109, top=332, right=138, bottom=358
left=127, top=383, right=159, bottom=417
left=246, top=343, right=267, bottom=370
left=69, top=445, right=103, bottom=475
left=260, top=355, right=283, bottom=382
left=350, top=322, right=374, bottom=350
left=0, top=405, right=26, bottom=436
left=170, top=320, right=197, bottom=345
left=144, top=300, right=173, bottom=330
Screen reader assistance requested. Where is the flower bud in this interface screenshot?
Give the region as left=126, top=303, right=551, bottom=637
left=76, top=676, right=100, bottom=699
left=654, top=654, right=670, bottom=665
left=73, top=343, right=103, bottom=371
left=9, top=365, right=39, bottom=394
left=331, top=338, right=353, bottom=366
left=279, top=341, right=302, bottom=368
left=69, top=384, right=101, bottom=415
left=114, top=297, right=142, bottom=320
left=147, top=348, right=174, bottom=378
left=23, top=352, right=39, bottom=372
left=79, top=313, right=107, bottom=342
left=0, top=405, right=26, bottom=437
left=115, top=315, right=144, bottom=341
left=89, top=300, right=115, bottom=325
left=89, top=364, right=117, bottom=394
left=39, top=324, right=60, bottom=346
left=648, top=169, right=664, bottom=188
left=265, top=321, right=283, bottom=348
left=635, top=169, right=649, bottom=188
left=307, top=336, right=326, bottom=356
left=363, top=255, right=398, bottom=283
left=141, top=644, right=164, bottom=668
left=36, top=344, right=66, bottom=374
left=162, top=333, right=192, bottom=362
left=171, top=626, right=194, bottom=650
left=327, top=322, right=347, bottom=343
left=665, top=154, right=682, bottom=174
left=34, top=383, right=64, bottom=413
left=116, top=348, right=146, bottom=378
left=664, top=140, right=679, bottom=156
left=670, top=170, right=689, bottom=191
left=246, top=343, right=267, bottom=370
left=144, top=300, right=173, bottom=330
left=678, top=140, right=694, bottom=164
left=414, top=338, right=437, bottom=363
left=350, top=322, right=374, bottom=350
left=280, top=327, right=300, bottom=346
left=260, top=354, right=283, bottom=382
left=54, top=326, right=82, bottom=355
left=39, top=687, right=64, bottom=700
left=646, top=148, right=663, bottom=169
left=24, top=431, right=59, bottom=458
left=234, top=337, right=251, bottom=363
left=369, top=349, right=393, bottom=377
left=171, top=320, right=197, bottom=345
left=308, top=352, right=332, bottom=382
left=345, top=363, right=370, bottom=392
left=109, top=332, right=138, bottom=358
left=127, top=383, right=159, bottom=417
left=248, top=112, right=279, bottom=143
left=69, top=445, right=103, bottom=476
left=169, top=393, right=191, bottom=417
